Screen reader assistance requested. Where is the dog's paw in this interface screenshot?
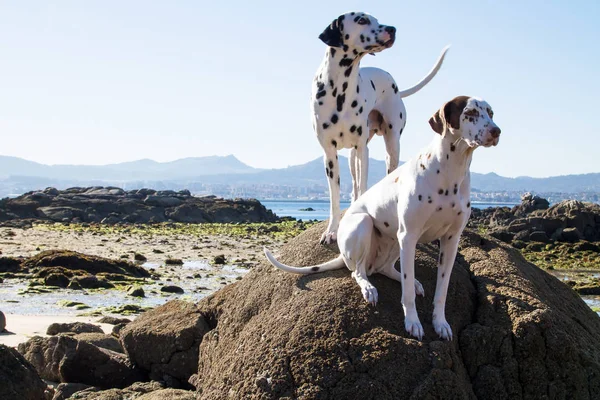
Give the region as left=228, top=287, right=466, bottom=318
left=319, top=230, right=337, bottom=245
left=433, top=318, right=453, bottom=341
left=405, top=318, right=424, bottom=340
left=361, top=285, right=378, bottom=306
left=414, top=279, right=425, bottom=297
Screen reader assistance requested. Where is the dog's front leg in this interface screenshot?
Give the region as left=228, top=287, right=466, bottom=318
left=398, top=231, right=423, bottom=340
left=349, top=147, right=359, bottom=202
left=356, top=144, right=369, bottom=196
left=321, top=149, right=341, bottom=244
left=432, top=234, right=461, bottom=340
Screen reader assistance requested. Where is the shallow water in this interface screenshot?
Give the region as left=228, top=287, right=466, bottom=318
left=0, top=260, right=248, bottom=316
left=548, top=269, right=600, bottom=316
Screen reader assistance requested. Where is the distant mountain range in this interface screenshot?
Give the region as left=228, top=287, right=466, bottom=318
left=1, top=154, right=599, bottom=198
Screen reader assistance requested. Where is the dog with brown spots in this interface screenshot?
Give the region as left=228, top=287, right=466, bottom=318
left=265, top=96, right=501, bottom=341
left=311, top=11, right=449, bottom=244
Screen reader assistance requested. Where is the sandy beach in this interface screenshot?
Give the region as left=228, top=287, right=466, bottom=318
left=0, top=314, right=116, bottom=348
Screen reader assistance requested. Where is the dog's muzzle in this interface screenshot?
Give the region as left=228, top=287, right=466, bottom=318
left=383, top=26, right=396, bottom=48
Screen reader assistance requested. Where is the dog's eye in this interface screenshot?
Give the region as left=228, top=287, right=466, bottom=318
left=487, top=108, right=494, bottom=118
left=464, top=109, right=479, bottom=118
left=357, top=17, right=368, bottom=25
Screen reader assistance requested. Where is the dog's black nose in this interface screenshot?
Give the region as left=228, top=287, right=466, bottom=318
left=490, top=127, right=501, bottom=138
left=385, top=26, right=396, bottom=35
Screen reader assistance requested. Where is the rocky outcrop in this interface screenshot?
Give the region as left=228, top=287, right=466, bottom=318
left=0, top=344, right=47, bottom=400
left=120, top=300, right=209, bottom=387
left=470, top=194, right=600, bottom=245
left=0, top=186, right=279, bottom=226
left=25, top=250, right=151, bottom=277
left=186, top=220, right=600, bottom=399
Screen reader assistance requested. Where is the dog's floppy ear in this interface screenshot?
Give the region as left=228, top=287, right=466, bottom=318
left=429, top=96, right=470, bottom=134
left=428, top=109, right=444, bottom=135
left=444, top=96, right=470, bottom=130
left=319, top=15, right=344, bottom=48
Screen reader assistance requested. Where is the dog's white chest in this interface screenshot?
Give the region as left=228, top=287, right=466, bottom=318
left=419, top=195, right=468, bottom=243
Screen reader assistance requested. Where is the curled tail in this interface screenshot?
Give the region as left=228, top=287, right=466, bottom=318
left=263, top=247, right=345, bottom=274
left=398, top=45, right=450, bottom=98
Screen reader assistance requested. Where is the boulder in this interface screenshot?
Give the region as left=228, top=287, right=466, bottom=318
left=18, top=335, right=67, bottom=381
left=0, top=344, right=47, bottom=400
left=161, top=285, right=184, bottom=294
left=24, top=250, right=150, bottom=278
left=47, top=322, right=104, bottom=335
left=188, top=221, right=600, bottom=399
left=19, top=335, right=146, bottom=389
left=44, top=272, right=71, bottom=288
left=60, top=338, right=146, bottom=389
left=529, top=230, right=551, bottom=243
left=73, top=332, right=123, bottom=353
left=488, top=228, right=513, bottom=243
left=120, top=300, right=209, bottom=386
left=513, top=193, right=550, bottom=217
left=559, top=227, right=582, bottom=243
left=0, top=256, right=22, bottom=272
left=128, top=286, right=145, bottom=297
left=0, top=310, right=5, bottom=332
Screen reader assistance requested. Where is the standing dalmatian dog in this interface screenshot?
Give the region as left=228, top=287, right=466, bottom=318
left=312, top=11, right=449, bottom=244
left=266, top=96, right=501, bottom=340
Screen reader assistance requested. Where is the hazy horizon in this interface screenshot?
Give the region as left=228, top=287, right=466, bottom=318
left=1, top=1, right=599, bottom=178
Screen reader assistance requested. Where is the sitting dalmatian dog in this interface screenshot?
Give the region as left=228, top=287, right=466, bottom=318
left=265, top=96, right=501, bottom=341
left=312, top=11, right=449, bottom=244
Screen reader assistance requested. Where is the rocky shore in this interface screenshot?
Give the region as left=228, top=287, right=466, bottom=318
left=0, top=187, right=279, bottom=227
left=2, top=220, right=600, bottom=399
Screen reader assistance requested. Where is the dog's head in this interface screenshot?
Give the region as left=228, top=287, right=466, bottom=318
left=319, top=12, right=396, bottom=54
left=429, top=96, right=501, bottom=148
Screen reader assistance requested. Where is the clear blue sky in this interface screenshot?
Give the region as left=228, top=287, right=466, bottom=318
left=0, top=1, right=598, bottom=178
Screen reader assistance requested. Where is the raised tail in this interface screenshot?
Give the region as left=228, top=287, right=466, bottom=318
left=263, top=247, right=345, bottom=274
left=397, top=45, right=450, bottom=98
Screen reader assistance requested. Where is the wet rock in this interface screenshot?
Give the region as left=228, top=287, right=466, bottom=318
left=120, top=300, right=209, bottom=386
left=44, top=272, right=70, bottom=288
left=0, top=344, right=47, bottom=400
left=161, top=285, right=184, bottom=294
left=128, top=286, right=145, bottom=297
left=47, top=322, right=103, bottom=335
left=212, top=254, right=226, bottom=265
left=188, top=220, right=600, bottom=399
left=134, top=253, right=148, bottom=262
left=0, top=310, right=5, bottom=332
left=165, top=258, right=184, bottom=265
left=97, top=316, right=131, bottom=325
left=0, top=256, right=22, bottom=272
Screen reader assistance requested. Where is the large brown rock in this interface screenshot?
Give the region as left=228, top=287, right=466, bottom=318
left=120, top=300, right=210, bottom=386
left=19, top=335, right=146, bottom=389
left=189, top=221, right=600, bottom=399
left=0, top=344, right=47, bottom=400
